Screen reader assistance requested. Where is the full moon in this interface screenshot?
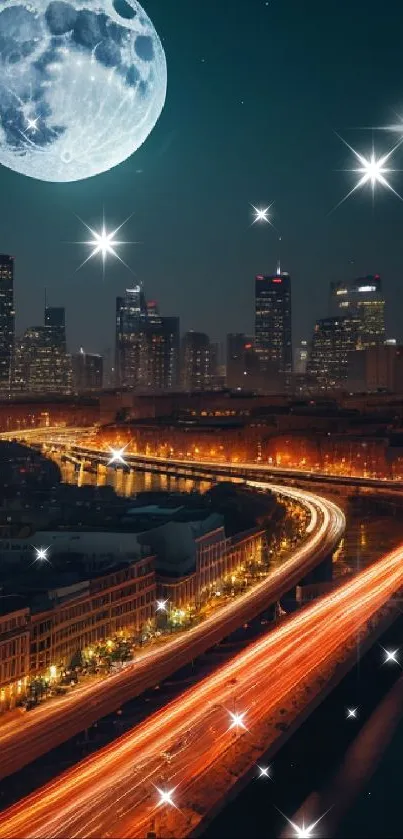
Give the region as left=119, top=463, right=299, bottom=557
left=0, top=0, right=167, bottom=182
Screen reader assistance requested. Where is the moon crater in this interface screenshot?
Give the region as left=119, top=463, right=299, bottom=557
left=0, top=0, right=167, bottom=182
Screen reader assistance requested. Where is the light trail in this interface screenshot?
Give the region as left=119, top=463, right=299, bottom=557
left=0, top=530, right=403, bottom=838
left=0, top=476, right=344, bottom=785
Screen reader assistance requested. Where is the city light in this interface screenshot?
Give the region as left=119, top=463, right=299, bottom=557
left=346, top=706, right=358, bottom=719
left=382, top=647, right=400, bottom=665
left=33, top=546, right=51, bottom=565
left=107, top=446, right=128, bottom=466
left=156, top=599, right=169, bottom=612
left=228, top=710, right=247, bottom=731
left=156, top=787, right=177, bottom=808
left=334, top=134, right=403, bottom=209
left=251, top=202, right=275, bottom=226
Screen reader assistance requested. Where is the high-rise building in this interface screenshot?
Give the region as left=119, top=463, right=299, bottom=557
left=330, top=275, right=385, bottom=348
left=115, top=286, right=148, bottom=388
left=143, top=311, right=180, bottom=390
left=0, top=255, right=15, bottom=394
left=72, top=349, right=103, bottom=391
left=16, top=326, right=70, bottom=393
left=181, top=332, right=211, bottom=391
left=226, top=333, right=247, bottom=389
left=255, top=265, right=292, bottom=376
left=14, top=305, right=71, bottom=394
left=115, top=288, right=179, bottom=390
left=307, top=316, right=359, bottom=391
left=294, top=339, right=309, bottom=375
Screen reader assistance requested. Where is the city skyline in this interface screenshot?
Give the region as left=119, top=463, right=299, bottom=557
left=1, top=0, right=403, bottom=355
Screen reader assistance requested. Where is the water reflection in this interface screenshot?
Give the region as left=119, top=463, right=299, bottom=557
left=57, top=459, right=212, bottom=498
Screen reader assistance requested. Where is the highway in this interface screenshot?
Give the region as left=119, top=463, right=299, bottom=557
left=2, top=426, right=403, bottom=491
left=0, top=483, right=344, bottom=781
left=54, top=436, right=403, bottom=492
left=1, top=536, right=403, bottom=839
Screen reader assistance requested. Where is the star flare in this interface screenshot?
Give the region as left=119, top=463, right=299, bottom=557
left=257, top=764, right=272, bottom=779
left=278, top=808, right=330, bottom=838
left=334, top=134, right=403, bottom=210
left=33, top=546, right=51, bottom=565
left=382, top=646, right=400, bottom=665
left=107, top=446, right=128, bottom=466
left=156, top=599, right=169, bottom=612
left=228, top=710, right=247, bottom=731
left=346, top=706, right=358, bottom=719
left=155, top=787, right=177, bottom=808
left=75, top=213, right=136, bottom=276
left=26, top=117, right=39, bottom=132
left=251, top=202, right=275, bottom=226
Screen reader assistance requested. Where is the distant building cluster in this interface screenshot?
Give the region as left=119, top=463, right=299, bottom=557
left=0, top=252, right=399, bottom=397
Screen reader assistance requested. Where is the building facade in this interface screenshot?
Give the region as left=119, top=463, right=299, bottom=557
left=307, top=316, right=359, bottom=391
left=0, top=605, right=30, bottom=710
left=115, top=289, right=179, bottom=390
left=255, top=266, right=292, bottom=376
left=15, top=325, right=71, bottom=394
left=29, top=557, right=156, bottom=677
left=0, top=255, right=15, bottom=395
left=330, top=275, right=385, bottom=348
left=72, top=350, right=103, bottom=391
left=181, top=331, right=211, bottom=391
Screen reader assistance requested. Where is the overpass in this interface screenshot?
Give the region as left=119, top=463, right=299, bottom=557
left=3, top=425, right=403, bottom=493
left=0, top=478, right=344, bottom=781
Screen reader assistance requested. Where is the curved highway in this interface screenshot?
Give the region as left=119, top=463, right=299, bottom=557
left=0, top=536, right=403, bottom=839
left=2, top=426, right=403, bottom=491
left=0, top=482, right=344, bottom=781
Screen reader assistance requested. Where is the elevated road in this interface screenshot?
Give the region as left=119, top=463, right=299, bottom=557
left=1, top=537, right=402, bottom=839
left=0, top=483, right=344, bottom=781
left=3, top=426, right=403, bottom=492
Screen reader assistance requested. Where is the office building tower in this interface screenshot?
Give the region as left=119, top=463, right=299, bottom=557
left=307, top=316, right=359, bottom=391
left=144, top=312, right=180, bottom=390
left=294, top=339, right=309, bottom=375
left=17, top=326, right=70, bottom=393
left=115, top=288, right=179, bottom=390
left=44, top=305, right=71, bottom=391
left=72, top=349, right=103, bottom=391
left=226, top=333, right=247, bottom=389
left=181, top=331, right=211, bottom=391
left=226, top=333, right=261, bottom=389
left=0, top=255, right=15, bottom=394
left=255, top=265, right=292, bottom=375
left=115, top=286, right=148, bottom=388
left=210, top=340, right=225, bottom=389
left=330, top=275, right=385, bottom=348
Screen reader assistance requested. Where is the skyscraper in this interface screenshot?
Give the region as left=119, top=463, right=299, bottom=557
left=115, top=286, right=148, bottom=388
left=181, top=332, right=211, bottom=391
left=44, top=305, right=71, bottom=391
left=72, top=349, right=103, bottom=391
left=0, top=255, right=15, bottom=394
left=307, top=316, right=359, bottom=390
left=294, top=339, right=309, bottom=375
left=143, top=308, right=180, bottom=390
left=14, top=305, right=71, bottom=394
left=255, top=265, right=292, bottom=376
left=115, top=288, right=180, bottom=390
left=330, top=275, right=385, bottom=348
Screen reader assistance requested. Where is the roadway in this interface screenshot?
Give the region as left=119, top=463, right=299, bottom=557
left=1, top=537, right=403, bottom=839
left=4, top=425, right=403, bottom=491
left=0, top=483, right=344, bottom=781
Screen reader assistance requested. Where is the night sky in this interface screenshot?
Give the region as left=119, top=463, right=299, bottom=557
left=2, top=0, right=403, bottom=360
